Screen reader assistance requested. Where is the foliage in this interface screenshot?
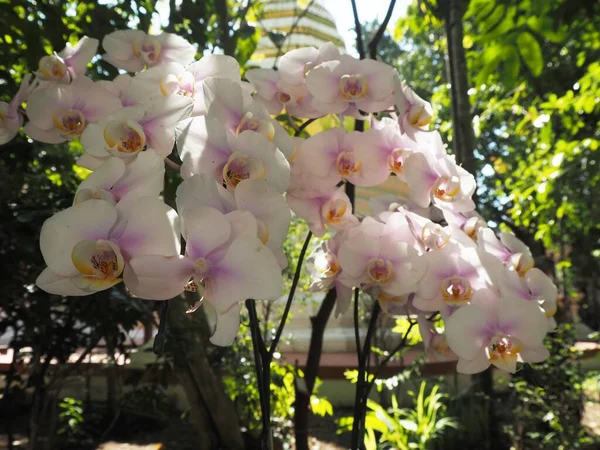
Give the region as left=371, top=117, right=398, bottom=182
left=57, top=397, right=85, bottom=439
left=339, top=381, right=457, bottom=450
left=503, top=324, right=598, bottom=449
left=220, top=321, right=332, bottom=445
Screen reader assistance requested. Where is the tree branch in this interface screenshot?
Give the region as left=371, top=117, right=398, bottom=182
left=367, top=0, right=397, bottom=59
left=350, top=0, right=365, bottom=59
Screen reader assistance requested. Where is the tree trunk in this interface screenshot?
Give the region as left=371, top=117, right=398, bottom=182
left=168, top=296, right=245, bottom=450
left=444, top=0, right=476, bottom=174
left=294, top=289, right=337, bottom=450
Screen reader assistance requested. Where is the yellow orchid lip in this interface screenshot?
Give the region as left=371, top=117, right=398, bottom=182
left=222, top=151, right=266, bottom=190
left=38, top=55, right=67, bottom=80
left=421, top=223, right=451, bottom=250
left=103, top=120, right=147, bottom=156
left=52, top=109, right=87, bottom=139
left=236, top=112, right=275, bottom=141
left=487, top=334, right=522, bottom=371
left=71, top=239, right=124, bottom=292
left=440, top=276, right=472, bottom=306
left=433, top=175, right=461, bottom=202
left=314, top=252, right=340, bottom=278
left=336, top=151, right=362, bottom=178
left=389, top=148, right=411, bottom=174
left=323, top=198, right=348, bottom=225
left=339, top=74, right=368, bottom=101
left=366, top=258, right=394, bottom=284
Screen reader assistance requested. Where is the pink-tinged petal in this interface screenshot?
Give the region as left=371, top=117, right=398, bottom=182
left=394, top=76, right=408, bottom=115
left=143, top=95, right=194, bottom=154
left=246, top=69, right=280, bottom=101
left=76, top=157, right=125, bottom=200
left=296, top=128, right=344, bottom=181
left=527, top=268, right=557, bottom=309
left=189, top=54, right=240, bottom=81
left=306, top=60, right=341, bottom=104
left=36, top=267, right=90, bottom=296
left=338, top=234, right=379, bottom=280
left=456, top=351, right=490, bottom=374
left=156, top=32, right=196, bottom=66
left=445, top=304, right=488, bottom=360
left=235, top=179, right=291, bottom=254
left=286, top=191, right=327, bottom=237
left=176, top=116, right=232, bottom=180
left=234, top=131, right=291, bottom=193
left=176, top=173, right=235, bottom=215
left=497, top=296, right=548, bottom=347
left=116, top=197, right=181, bottom=259
left=61, top=36, right=98, bottom=76
left=478, top=228, right=511, bottom=263
left=359, top=59, right=395, bottom=100
left=76, top=153, right=105, bottom=170
left=78, top=123, right=110, bottom=158
left=102, top=53, right=145, bottom=73
left=209, top=304, right=241, bottom=346
left=26, top=87, right=73, bottom=131
left=519, top=344, right=550, bottom=363
left=335, top=281, right=353, bottom=317
left=23, top=123, right=66, bottom=144
left=40, top=200, right=117, bottom=277
left=203, top=78, right=244, bottom=132
left=182, top=207, right=232, bottom=260
left=404, top=153, right=437, bottom=207
left=112, top=149, right=164, bottom=206
left=102, top=30, right=145, bottom=61
left=127, top=62, right=185, bottom=102
left=126, top=255, right=195, bottom=300
left=206, top=237, right=283, bottom=313
left=0, top=113, right=21, bottom=144
left=499, top=232, right=530, bottom=254
left=226, top=210, right=258, bottom=241
left=279, top=46, right=319, bottom=90
left=352, top=128, right=394, bottom=186
left=356, top=95, right=395, bottom=114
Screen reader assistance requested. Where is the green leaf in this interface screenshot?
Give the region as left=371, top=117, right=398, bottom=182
left=517, top=31, right=543, bottom=77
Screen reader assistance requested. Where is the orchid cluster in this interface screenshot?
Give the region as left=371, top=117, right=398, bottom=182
left=3, top=30, right=557, bottom=374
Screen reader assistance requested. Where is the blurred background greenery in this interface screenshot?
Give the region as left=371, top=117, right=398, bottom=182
left=0, top=0, right=599, bottom=449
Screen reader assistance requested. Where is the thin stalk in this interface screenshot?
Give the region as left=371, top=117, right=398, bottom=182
left=245, top=299, right=272, bottom=449
left=351, top=300, right=381, bottom=449
left=269, top=231, right=313, bottom=356
left=350, top=0, right=365, bottom=59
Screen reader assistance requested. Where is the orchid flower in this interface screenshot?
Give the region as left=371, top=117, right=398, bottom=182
left=492, top=264, right=558, bottom=331
left=102, top=30, right=196, bottom=72
left=394, top=77, right=433, bottom=137
left=74, top=149, right=164, bottom=214
left=176, top=117, right=290, bottom=192
left=445, top=289, right=549, bottom=374
left=306, top=55, right=395, bottom=115
left=0, top=74, right=31, bottom=145
left=353, top=119, right=446, bottom=186
left=278, top=42, right=341, bottom=96
left=337, top=217, right=425, bottom=306
left=413, top=247, right=491, bottom=312
left=443, top=209, right=487, bottom=242
left=246, top=68, right=322, bottom=118
left=478, top=228, right=535, bottom=277
left=416, top=313, right=456, bottom=361
left=293, top=128, right=365, bottom=188
left=24, top=77, right=122, bottom=144
left=177, top=174, right=292, bottom=269
left=36, top=36, right=98, bottom=83
left=287, top=185, right=358, bottom=238
left=127, top=206, right=283, bottom=346
left=128, top=56, right=241, bottom=115
left=404, top=152, right=476, bottom=213
left=78, top=95, right=193, bottom=169
left=306, top=228, right=355, bottom=316
left=36, top=197, right=180, bottom=296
